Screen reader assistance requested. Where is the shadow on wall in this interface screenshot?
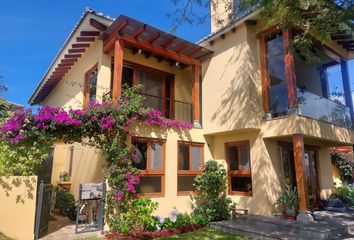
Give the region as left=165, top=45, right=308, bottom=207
left=208, top=27, right=262, bottom=131
left=0, top=176, right=36, bottom=204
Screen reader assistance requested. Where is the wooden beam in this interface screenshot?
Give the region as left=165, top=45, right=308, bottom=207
left=148, top=32, right=160, bottom=44
left=81, top=31, right=100, bottom=37
left=192, top=65, right=201, bottom=123
left=76, top=37, right=95, bottom=42
left=144, top=52, right=153, bottom=59
left=64, top=54, right=81, bottom=59
left=160, top=37, right=175, bottom=49
left=72, top=43, right=90, bottom=48
left=112, top=39, right=124, bottom=101
left=245, top=20, right=257, bottom=25
left=61, top=59, right=78, bottom=64
left=132, top=24, right=146, bottom=39
left=68, top=48, right=85, bottom=53
left=186, top=47, right=201, bottom=58
left=259, top=34, right=270, bottom=113
left=174, top=43, right=189, bottom=54
left=89, top=18, right=107, bottom=31
left=58, top=63, right=75, bottom=67
left=293, top=134, right=309, bottom=212
left=118, top=35, right=201, bottom=65
left=283, top=29, right=297, bottom=107
left=102, top=19, right=129, bottom=53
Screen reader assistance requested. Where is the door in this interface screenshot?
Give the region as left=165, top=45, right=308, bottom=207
left=280, top=145, right=321, bottom=210
left=304, top=150, right=320, bottom=209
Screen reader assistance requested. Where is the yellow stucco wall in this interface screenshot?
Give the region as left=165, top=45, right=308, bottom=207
left=0, top=176, right=37, bottom=240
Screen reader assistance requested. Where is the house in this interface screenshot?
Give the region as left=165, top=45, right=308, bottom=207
left=29, top=1, right=354, bottom=220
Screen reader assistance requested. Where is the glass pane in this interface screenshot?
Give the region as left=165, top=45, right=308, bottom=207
left=132, top=142, right=147, bottom=170
left=178, top=145, right=190, bottom=170
left=228, top=146, right=238, bottom=171
left=239, top=146, right=250, bottom=170
left=138, top=176, right=161, bottom=194
left=122, top=66, right=133, bottom=88
left=150, top=143, right=162, bottom=170
left=191, top=146, right=202, bottom=170
left=266, top=34, right=288, bottom=115
left=327, top=65, right=345, bottom=105
left=138, top=70, right=163, bottom=112
left=89, top=70, right=97, bottom=102
left=231, top=176, right=252, bottom=193
left=178, top=175, right=196, bottom=192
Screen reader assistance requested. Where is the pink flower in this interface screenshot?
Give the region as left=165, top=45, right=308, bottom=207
left=114, top=192, right=124, bottom=200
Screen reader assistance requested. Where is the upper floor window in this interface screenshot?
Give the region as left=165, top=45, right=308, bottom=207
left=84, top=64, right=98, bottom=106
left=177, top=142, right=204, bottom=194
left=132, top=138, right=165, bottom=197
left=226, top=141, right=252, bottom=196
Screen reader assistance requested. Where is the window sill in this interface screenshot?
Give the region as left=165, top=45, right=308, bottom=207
left=228, top=191, right=253, bottom=197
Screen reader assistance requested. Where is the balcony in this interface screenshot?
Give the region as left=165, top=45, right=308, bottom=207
left=297, top=89, right=352, bottom=128
left=103, top=91, right=193, bottom=123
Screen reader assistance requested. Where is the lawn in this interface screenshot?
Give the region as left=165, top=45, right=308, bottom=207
left=157, top=227, right=249, bottom=240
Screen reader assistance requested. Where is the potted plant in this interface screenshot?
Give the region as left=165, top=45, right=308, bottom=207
left=275, top=185, right=299, bottom=220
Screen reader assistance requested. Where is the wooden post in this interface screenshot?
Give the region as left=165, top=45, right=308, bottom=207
left=283, top=29, right=297, bottom=108
left=112, top=38, right=124, bottom=101
left=293, top=134, right=309, bottom=212
left=259, top=34, right=270, bottom=113
left=192, top=64, right=201, bottom=127
left=340, top=59, right=354, bottom=123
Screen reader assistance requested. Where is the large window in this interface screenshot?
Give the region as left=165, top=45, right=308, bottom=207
left=177, top=142, right=204, bottom=194
left=111, top=61, right=175, bottom=118
left=84, top=64, right=98, bottom=106
left=226, top=141, right=252, bottom=196
left=132, top=138, right=165, bottom=197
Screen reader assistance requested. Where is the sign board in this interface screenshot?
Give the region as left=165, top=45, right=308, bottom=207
left=80, top=183, right=104, bottom=200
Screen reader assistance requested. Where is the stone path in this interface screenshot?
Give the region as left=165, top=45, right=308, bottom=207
left=40, top=214, right=103, bottom=240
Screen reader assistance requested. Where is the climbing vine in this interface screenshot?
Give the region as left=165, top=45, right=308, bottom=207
left=331, top=148, right=354, bottom=184
left=0, top=86, right=192, bottom=231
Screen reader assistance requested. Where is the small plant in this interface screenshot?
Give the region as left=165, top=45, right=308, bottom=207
left=55, top=189, right=75, bottom=215
left=275, top=185, right=298, bottom=218
left=111, top=197, right=159, bottom=234
left=190, top=160, right=234, bottom=225
left=59, top=171, right=70, bottom=182
left=331, top=185, right=354, bottom=206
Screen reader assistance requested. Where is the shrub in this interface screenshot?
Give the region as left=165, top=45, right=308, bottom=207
left=274, top=185, right=298, bottom=215
left=331, top=149, right=354, bottom=184
left=190, top=160, right=234, bottom=225
left=331, top=185, right=354, bottom=206
left=111, top=197, right=159, bottom=234
left=55, top=189, right=75, bottom=210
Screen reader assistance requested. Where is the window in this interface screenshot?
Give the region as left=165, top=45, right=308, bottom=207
left=84, top=64, right=98, bottom=106
left=226, top=141, right=252, bottom=196
left=177, top=142, right=204, bottom=194
left=132, top=138, right=165, bottom=197
left=110, top=60, right=175, bottom=118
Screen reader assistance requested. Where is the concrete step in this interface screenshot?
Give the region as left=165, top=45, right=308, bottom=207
left=210, top=215, right=352, bottom=240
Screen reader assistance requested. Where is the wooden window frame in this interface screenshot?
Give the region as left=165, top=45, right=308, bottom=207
left=83, top=63, right=98, bottom=107
left=132, top=137, right=166, bottom=197
left=111, top=59, right=176, bottom=118
left=177, top=141, right=204, bottom=196
left=225, top=141, right=252, bottom=196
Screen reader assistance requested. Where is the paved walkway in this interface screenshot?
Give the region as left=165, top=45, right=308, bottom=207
left=40, top=214, right=103, bottom=240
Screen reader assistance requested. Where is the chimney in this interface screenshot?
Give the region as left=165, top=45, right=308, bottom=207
left=210, top=0, right=235, bottom=33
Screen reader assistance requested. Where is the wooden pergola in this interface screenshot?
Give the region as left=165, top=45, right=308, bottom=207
left=101, top=15, right=213, bottom=126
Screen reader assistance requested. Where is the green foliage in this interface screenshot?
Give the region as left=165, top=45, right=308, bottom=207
left=331, top=149, right=354, bottom=184
left=331, top=185, right=354, bottom=206
left=0, top=141, right=49, bottom=176
left=55, top=190, right=75, bottom=210
left=162, top=213, right=194, bottom=229
left=110, top=197, right=159, bottom=234
left=275, top=185, right=299, bottom=215
left=190, top=160, right=234, bottom=225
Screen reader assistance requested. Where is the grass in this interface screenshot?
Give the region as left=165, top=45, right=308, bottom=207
left=157, top=227, right=250, bottom=239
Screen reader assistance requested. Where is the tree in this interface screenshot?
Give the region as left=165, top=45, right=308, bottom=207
left=170, top=0, right=353, bottom=61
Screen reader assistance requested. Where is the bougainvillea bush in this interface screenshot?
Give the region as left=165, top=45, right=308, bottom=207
left=0, top=86, right=192, bottom=233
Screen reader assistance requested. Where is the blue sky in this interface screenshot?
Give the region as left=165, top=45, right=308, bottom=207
left=0, top=1, right=353, bottom=107
left=0, top=0, right=210, bottom=107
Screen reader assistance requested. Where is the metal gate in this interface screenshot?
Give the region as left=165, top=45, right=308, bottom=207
left=34, top=148, right=54, bottom=240
left=34, top=182, right=52, bottom=239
